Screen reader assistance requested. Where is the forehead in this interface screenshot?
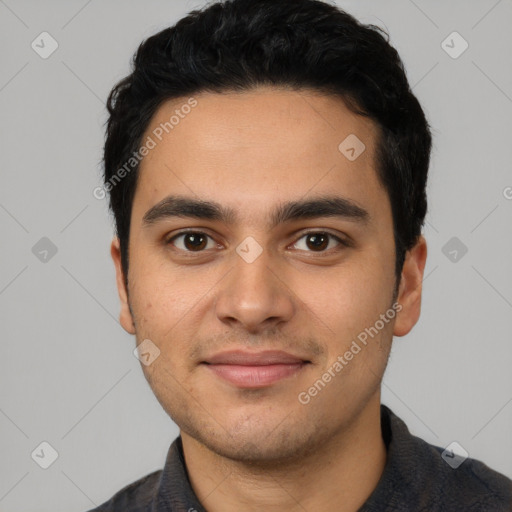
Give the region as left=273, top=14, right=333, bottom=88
left=133, top=87, right=388, bottom=225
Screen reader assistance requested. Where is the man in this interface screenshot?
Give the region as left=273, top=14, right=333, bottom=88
left=91, top=0, right=512, bottom=510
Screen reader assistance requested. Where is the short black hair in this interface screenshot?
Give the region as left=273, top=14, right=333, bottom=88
left=103, top=0, right=432, bottom=290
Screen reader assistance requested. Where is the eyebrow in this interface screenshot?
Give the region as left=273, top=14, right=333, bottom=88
left=142, top=194, right=370, bottom=228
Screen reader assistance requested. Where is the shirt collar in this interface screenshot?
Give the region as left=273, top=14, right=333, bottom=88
left=152, top=404, right=412, bottom=511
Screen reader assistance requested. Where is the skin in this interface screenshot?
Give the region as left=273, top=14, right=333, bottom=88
left=111, top=86, right=427, bottom=511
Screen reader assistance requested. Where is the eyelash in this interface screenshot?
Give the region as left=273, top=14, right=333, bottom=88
left=165, top=230, right=350, bottom=254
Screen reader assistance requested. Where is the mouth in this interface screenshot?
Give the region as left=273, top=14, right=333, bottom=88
left=201, top=350, right=311, bottom=388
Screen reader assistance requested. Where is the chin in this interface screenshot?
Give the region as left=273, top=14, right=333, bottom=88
left=187, top=417, right=327, bottom=466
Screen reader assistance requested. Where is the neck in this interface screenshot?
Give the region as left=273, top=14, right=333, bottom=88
left=181, top=393, right=387, bottom=512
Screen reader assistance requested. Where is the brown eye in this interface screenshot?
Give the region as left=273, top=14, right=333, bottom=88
left=305, top=233, right=329, bottom=251
left=292, top=231, right=346, bottom=252
left=168, top=232, right=215, bottom=252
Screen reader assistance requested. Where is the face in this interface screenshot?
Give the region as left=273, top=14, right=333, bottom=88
left=111, top=87, right=426, bottom=463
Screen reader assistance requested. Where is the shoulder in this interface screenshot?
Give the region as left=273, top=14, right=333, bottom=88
left=373, top=405, right=512, bottom=511
left=85, top=469, right=162, bottom=512
left=421, top=440, right=512, bottom=511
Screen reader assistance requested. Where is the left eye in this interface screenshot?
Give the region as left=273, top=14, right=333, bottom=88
left=292, top=232, right=345, bottom=252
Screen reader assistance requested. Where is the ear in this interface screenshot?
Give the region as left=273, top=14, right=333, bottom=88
left=393, top=235, right=427, bottom=337
left=110, top=237, right=136, bottom=335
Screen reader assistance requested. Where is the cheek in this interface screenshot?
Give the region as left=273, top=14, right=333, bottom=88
left=288, top=252, right=396, bottom=367
left=128, top=263, right=184, bottom=338
left=297, top=258, right=393, bottom=325
left=128, top=253, right=218, bottom=351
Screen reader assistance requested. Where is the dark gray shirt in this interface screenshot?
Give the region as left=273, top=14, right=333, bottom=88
left=88, top=404, right=512, bottom=511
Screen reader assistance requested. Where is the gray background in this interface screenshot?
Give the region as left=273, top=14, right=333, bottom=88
left=1, top=0, right=511, bottom=510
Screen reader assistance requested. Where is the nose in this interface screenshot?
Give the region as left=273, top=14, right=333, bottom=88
left=214, top=246, right=295, bottom=334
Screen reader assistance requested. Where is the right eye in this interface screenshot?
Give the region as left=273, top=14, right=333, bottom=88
left=166, top=231, right=218, bottom=252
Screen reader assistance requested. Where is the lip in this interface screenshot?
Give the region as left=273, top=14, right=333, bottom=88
left=202, top=350, right=310, bottom=388
left=203, top=349, right=308, bottom=366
